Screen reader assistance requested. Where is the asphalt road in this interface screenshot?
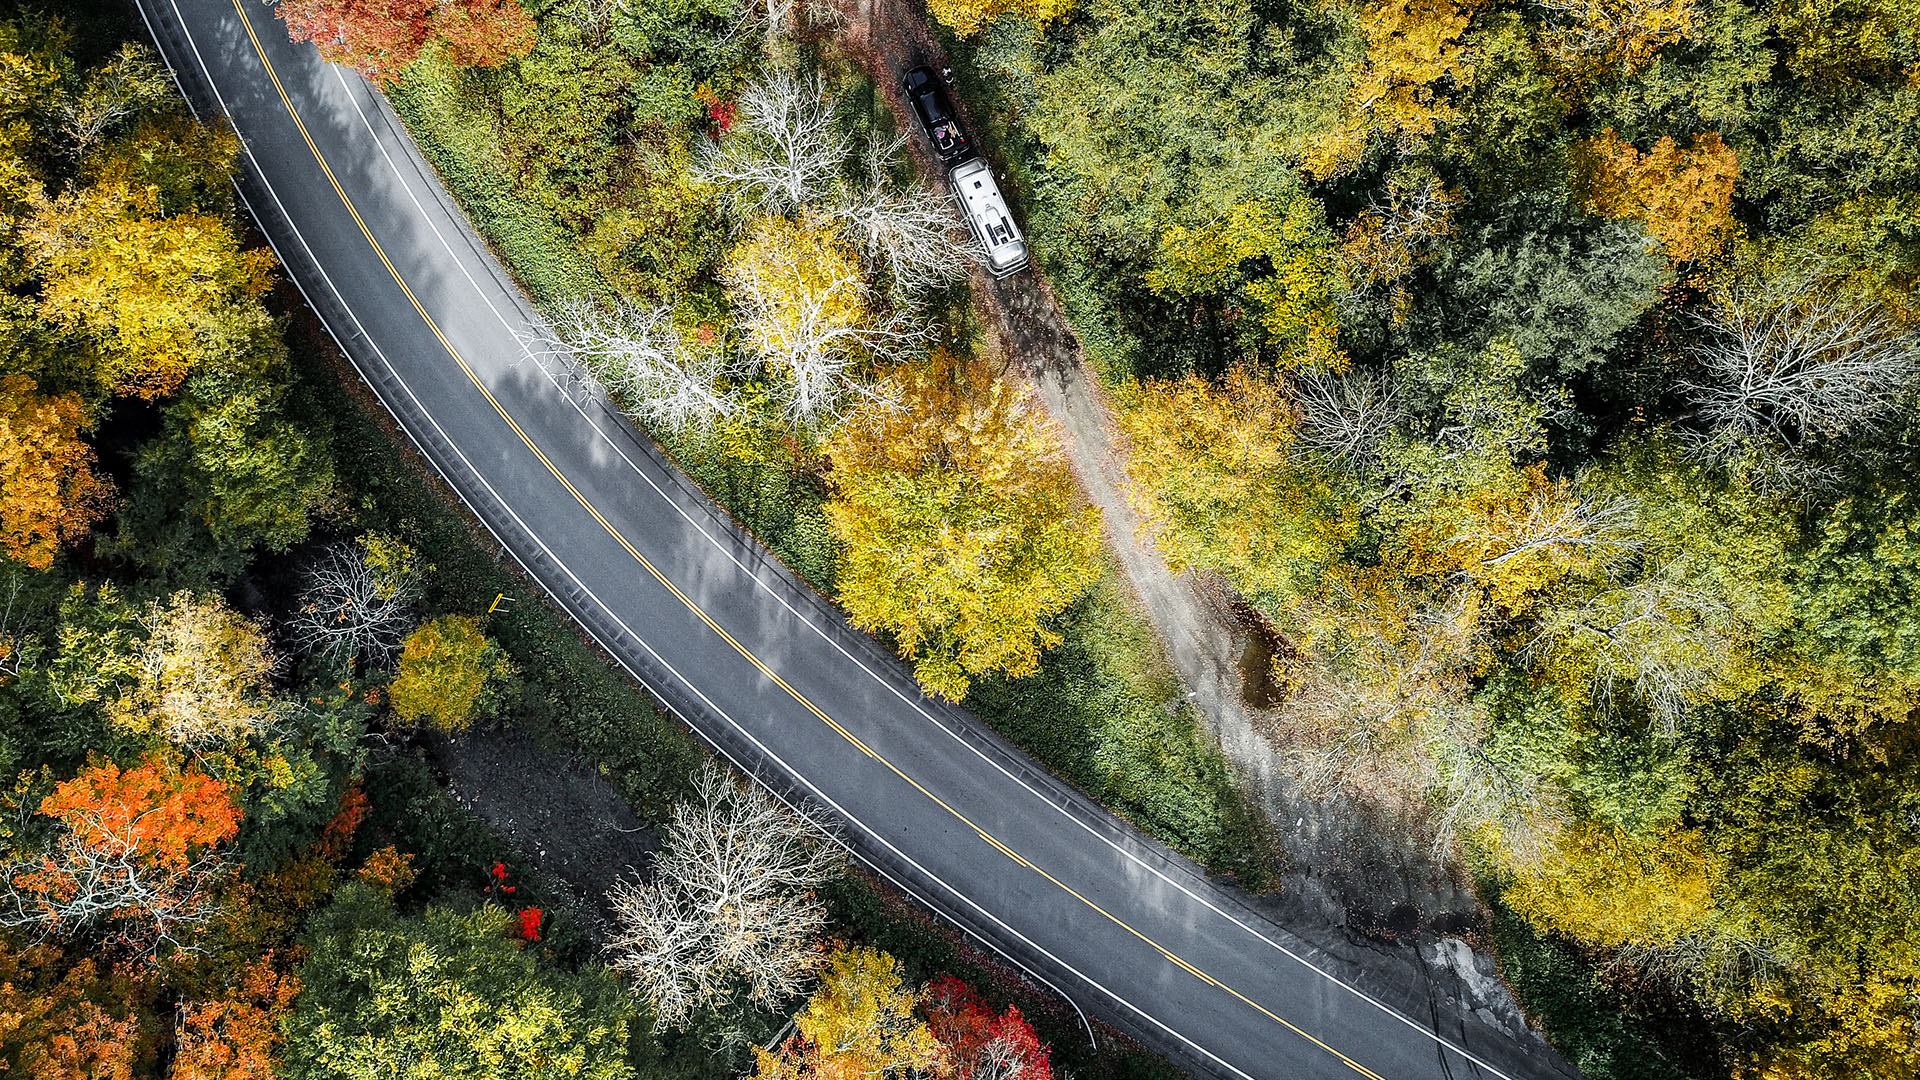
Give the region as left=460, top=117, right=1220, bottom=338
left=136, top=4, right=1583, bottom=1079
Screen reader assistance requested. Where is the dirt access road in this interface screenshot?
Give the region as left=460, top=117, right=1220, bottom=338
left=837, top=0, right=1557, bottom=1056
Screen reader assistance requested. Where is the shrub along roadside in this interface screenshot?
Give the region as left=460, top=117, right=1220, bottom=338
left=1481, top=887, right=1725, bottom=1080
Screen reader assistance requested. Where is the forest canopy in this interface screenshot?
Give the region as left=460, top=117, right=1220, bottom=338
left=938, top=0, right=1920, bottom=1074
left=8, top=0, right=1911, bottom=1075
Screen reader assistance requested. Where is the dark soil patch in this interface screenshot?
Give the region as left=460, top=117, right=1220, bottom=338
left=427, top=727, right=658, bottom=931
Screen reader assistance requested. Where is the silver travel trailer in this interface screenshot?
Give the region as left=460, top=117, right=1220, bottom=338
left=948, top=158, right=1029, bottom=278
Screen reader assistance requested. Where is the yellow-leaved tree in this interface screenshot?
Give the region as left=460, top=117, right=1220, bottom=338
left=0, top=375, right=113, bottom=569
left=1147, top=196, right=1349, bottom=368
left=751, top=947, right=943, bottom=1080
left=825, top=351, right=1101, bottom=700
left=25, top=176, right=277, bottom=399
left=1502, top=823, right=1718, bottom=948
left=109, top=591, right=278, bottom=746
left=925, top=0, right=1077, bottom=36
left=1306, top=0, right=1483, bottom=179
left=1114, top=367, right=1351, bottom=614
left=726, top=214, right=903, bottom=424
left=389, top=615, right=515, bottom=732
left=1535, top=0, right=1698, bottom=82
left=1574, top=129, right=1739, bottom=263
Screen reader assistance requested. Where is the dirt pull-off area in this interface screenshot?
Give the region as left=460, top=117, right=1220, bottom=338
left=431, top=728, right=658, bottom=935
left=840, top=0, right=1509, bottom=980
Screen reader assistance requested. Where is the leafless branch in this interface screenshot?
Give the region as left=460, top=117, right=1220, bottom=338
left=694, top=69, right=847, bottom=219
left=544, top=298, right=741, bottom=436
left=1451, top=488, right=1641, bottom=568
left=726, top=233, right=929, bottom=425
left=607, top=764, right=842, bottom=1031
left=1293, top=367, right=1404, bottom=469
left=1533, top=0, right=1695, bottom=71
left=834, top=135, right=983, bottom=302
left=1612, top=925, right=1793, bottom=1002
left=1343, top=178, right=1459, bottom=287
left=289, top=542, right=421, bottom=666
left=1532, top=562, right=1731, bottom=734
left=1683, top=272, right=1920, bottom=457
left=0, top=824, right=229, bottom=958
left=62, top=43, right=174, bottom=156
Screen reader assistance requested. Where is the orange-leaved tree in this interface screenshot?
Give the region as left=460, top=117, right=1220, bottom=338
left=1574, top=129, right=1739, bottom=264
left=0, top=757, right=241, bottom=954
left=0, top=374, right=113, bottom=569
left=173, top=955, right=301, bottom=1080
left=276, top=0, right=535, bottom=86
left=0, top=939, right=157, bottom=1080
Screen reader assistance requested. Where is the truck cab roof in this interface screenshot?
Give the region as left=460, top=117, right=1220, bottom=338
left=902, top=66, right=971, bottom=163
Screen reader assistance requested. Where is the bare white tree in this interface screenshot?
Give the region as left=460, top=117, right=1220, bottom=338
left=607, top=764, right=841, bottom=1031
left=1532, top=563, right=1732, bottom=734
left=1612, top=923, right=1792, bottom=1004
left=834, top=133, right=982, bottom=301
left=758, top=0, right=843, bottom=39
left=1683, top=272, right=1920, bottom=457
left=1292, top=367, right=1404, bottom=469
left=726, top=231, right=926, bottom=424
left=547, top=298, right=740, bottom=436
left=694, top=69, right=847, bottom=219
left=1343, top=178, right=1458, bottom=287
left=290, top=539, right=422, bottom=665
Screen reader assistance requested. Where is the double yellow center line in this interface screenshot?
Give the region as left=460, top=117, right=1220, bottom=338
left=225, top=6, right=1390, bottom=1077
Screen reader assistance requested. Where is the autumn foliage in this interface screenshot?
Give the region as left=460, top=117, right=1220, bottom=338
left=277, top=0, right=535, bottom=86
left=924, top=0, right=1077, bottom=36
left=924, top=976, right=1052, bottom=1080
left=172, top=958, right=300, bottom=1080
left=25, top=179, right=277, bottom=400
left=752, top=950, right=1053, bottom=1080
left=3, top=758, right=239, bottom=950
left=825, top=352, right=1101, bottom=699
left=0, top=374, right=113, bottom=569
left=1574, top=129, right=1739, bottom=263
left=1115, top=367, right=1348, bottom=611
left=0, top=940, right=155, bottom=1080
left=109, top=591, right=279, bottom=746
left=1536, top=0, right=1698, bottom=80
left=752, top=947, right=943, bottom=1080
left=388, top=614, right=515, bottom=731
left=40, top=760, right=242, bottom=871
left=1306, top=0, right=1481, bottom=178
left=515, top=906, right=543, bottom=942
